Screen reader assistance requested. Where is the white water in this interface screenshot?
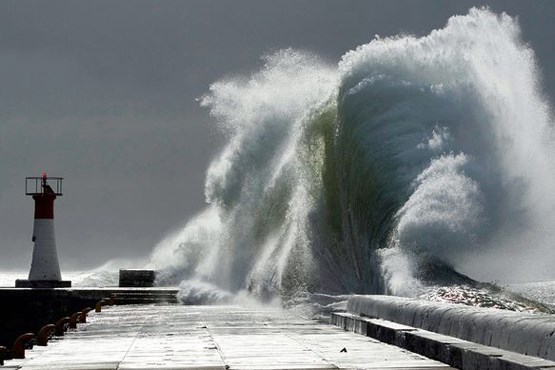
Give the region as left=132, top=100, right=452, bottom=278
left=149, top=8, right=555, bottom=302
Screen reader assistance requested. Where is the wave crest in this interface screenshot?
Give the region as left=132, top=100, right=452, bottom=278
left=150, top=8, right=555, bottom=300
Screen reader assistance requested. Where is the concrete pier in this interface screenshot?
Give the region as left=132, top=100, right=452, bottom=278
left=4, top=292, right=555, bottom=369
left=3, top=304, right=454, bottom=370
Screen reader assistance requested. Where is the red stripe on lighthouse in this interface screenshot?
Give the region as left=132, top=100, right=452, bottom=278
left=33, top=194, right=56, bottom=219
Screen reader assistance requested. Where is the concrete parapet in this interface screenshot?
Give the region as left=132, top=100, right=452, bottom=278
left=346, top=295, right=555, bottom=361
left=332, top=312, right=555, bottom=370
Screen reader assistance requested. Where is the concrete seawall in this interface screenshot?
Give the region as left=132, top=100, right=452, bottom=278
left=346, top=295, right=555, bottom=361
left=0, top=287, right=177, bottom=348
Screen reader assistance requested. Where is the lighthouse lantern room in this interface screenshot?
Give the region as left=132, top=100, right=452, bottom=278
left=15, top=173, right=71, bottom=288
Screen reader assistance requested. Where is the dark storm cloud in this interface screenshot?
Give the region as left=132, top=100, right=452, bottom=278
left=0, top=0, right=554, bottom=269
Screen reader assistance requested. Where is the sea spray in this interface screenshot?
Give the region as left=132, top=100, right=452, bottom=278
left=150, top=8, right=555, bottom=302
left=150, top=50, right=339, bottom=299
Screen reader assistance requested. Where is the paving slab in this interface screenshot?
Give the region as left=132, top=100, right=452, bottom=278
left=4, top=304, right=454, bottom=370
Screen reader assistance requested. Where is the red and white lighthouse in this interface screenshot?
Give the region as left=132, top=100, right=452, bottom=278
left=16, top=173, right=71, bottom=288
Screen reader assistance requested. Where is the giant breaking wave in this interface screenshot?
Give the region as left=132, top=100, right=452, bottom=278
left=149, top=8, right=555, bottom=303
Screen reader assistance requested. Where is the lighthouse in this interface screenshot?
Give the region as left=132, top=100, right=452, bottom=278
left=15, top=173, right=71, bottom=288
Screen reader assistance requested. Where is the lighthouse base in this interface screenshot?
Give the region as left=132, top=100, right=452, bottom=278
left=15, top=279, right=72, bottom=288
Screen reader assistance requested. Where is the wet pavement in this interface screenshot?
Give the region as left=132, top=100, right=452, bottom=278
left=4, top=304, right=453, bottom=370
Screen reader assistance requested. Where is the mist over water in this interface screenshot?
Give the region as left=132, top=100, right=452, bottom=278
left=149, top=8, right=555, bottom=303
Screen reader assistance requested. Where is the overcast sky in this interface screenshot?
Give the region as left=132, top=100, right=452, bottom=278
left=1, top=0, right=554, bottom=270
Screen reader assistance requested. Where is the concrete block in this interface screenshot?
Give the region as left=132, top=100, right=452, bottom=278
left=403, top=330, right=465, bottom=365
left=438, top=307, right=463, bottom=337
left=506, top=317, right=555, bottom=358
left=422, top=304, right=451, bottom=333
left=353, top=316, right=369, bottom=335
left=490, top=315, right=515, bottom=350
left=331, top=312, right=348, bottom=330
left=118, top=269, right=156, bottom=287
left=368, top=320, right=400, bottom=345
left=470, top=311, right=497, bottom=345
left=494, top=351, right=555, bottom=370
left=397, top=300, right=418, bottom=327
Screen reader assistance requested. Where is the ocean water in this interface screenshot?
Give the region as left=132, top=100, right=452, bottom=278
left=0, top=270, right=118, bottom=288
left=507, top=281, right=555, bottom=306
left=146, top=8, right=555, bottom=306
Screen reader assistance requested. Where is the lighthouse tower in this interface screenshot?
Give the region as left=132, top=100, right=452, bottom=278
left=15, top=173, right=71, bottom=288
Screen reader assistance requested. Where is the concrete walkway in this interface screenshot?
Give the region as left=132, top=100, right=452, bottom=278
left=4, top=304, right=453, bottom=370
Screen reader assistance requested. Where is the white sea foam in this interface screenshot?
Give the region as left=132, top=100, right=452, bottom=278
left=150, top=8, right=555, bottom=301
